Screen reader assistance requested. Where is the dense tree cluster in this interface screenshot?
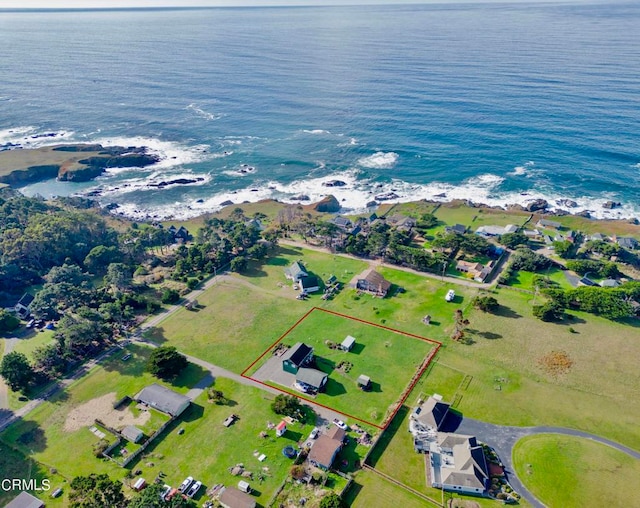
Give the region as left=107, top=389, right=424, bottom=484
left=543, top=286, right=635, bottom=320
left=565, top=259, right=620, bottom=279
left=69, top=474, right=127, bottom=508
left=499, top=232, right=528, bottom=249
left=146, top=346, right=188, bottom=379
left=271, top=394, right=303, bottom=418
left=509, top=248, right=555, bottom=272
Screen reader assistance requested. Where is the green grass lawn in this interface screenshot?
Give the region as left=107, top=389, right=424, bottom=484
left=505, top=267, right=574, bottom=291
left=344, top=468, right=431, bottom=508
left=10, top=329, right=56, bottom=360
left=0, top=343, right=207, bottom=485
left=513, top=434, right=640, bottom=508
left=246, top=308, right=437, bottom=427
left=240, top=243, right=368, bottom=292
left=130, top=377, right=314, bottom=506
left=150, top=245, right=640, bottom=451
left=425, top=287, right=640, bottom=450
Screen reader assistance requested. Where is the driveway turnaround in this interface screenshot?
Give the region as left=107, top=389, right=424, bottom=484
left=454, top=417, right=640, bottom=508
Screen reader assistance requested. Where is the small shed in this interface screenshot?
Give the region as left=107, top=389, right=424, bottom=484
left=133, top=478, right=146, bottom=491
left=276, top=420, right=287, bottom=437
left=122, top=425, right=144, bottom=443
left=341, top=335, right=356, bottom=352
left=357, top=375, right=371, bottom=391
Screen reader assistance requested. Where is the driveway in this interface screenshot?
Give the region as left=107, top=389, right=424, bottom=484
left=449, top=417, right=640, bottom=508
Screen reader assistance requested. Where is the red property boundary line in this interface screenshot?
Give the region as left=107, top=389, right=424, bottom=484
left=241, top=307, right=442, bottom=430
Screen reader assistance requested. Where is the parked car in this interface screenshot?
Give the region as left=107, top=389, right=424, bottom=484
left=445, top=289, right=455, bottom=302
left=178, top=476, right=193, bottom=493
left=333, top=419, right=348, bottom=430
left=187, top=480, right=202, bottom=498
left=309, top=428, right=320, bottom=439
left=160, top=485, right=171, bottom=501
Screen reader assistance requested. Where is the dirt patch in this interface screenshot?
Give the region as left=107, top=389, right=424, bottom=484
left=64, top=392, right=150, bottom=433
left=538, top=350, right=574, bottom=377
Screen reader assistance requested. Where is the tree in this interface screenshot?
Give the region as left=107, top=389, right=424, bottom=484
left=69, top=474, right=127, bottom=508
left=146, top=346, right=188, bottom=379
left=129, top=483, right=194, bottom=508
left=104, top=263, right=133, bottom=294
left=161, top=288, right=181, bottom=304
left=44, top=263, right=90, bottom=286
left=510, top=248, right=553, bottom=272
left=472, top=295, right=499, bottom=312
left=33, top=342, right=66, bottom=375
left=230, top=256, right=248, bottom=273
left=207, top=388, right=226, bottom=404
left=0, top=309, right=20, bottom=333
left=0, top=352, right=35, bottom=392
left=532, top=301, right=565, bottom=322
left=553, top=240, right=574, bottom=259
left=290, top=465, right=306, bottom=480
left=84, top=245, right=120, bottom=273
left=320, top=493, right=347, bottom=508
left=499, top=232, right=528, bottom=249
left=271, top=394, right=302, bottom=417
left=451, top=309, right=470, bottom=342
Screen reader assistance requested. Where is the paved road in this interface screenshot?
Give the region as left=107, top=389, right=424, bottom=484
left=454, top=417, right=640, bottom=508
left=133, top=338, right=346, bottom=428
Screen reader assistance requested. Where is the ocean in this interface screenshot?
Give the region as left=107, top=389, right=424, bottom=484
left=1, top=2, right=639, bottom=220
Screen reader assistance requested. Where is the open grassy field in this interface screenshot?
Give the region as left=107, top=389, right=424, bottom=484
left=245, top=307, right=438, bottom=427
left=504, top=267, right=575, bottom=291
left=429, top=287, right=640, bottom=450
left=0, top=343, right=207, bottom=483
left=129, top=377, right=315, bottom=506
left=513, top=434, right=640, bottom=508
left=343, top=468, right=432, bottom=508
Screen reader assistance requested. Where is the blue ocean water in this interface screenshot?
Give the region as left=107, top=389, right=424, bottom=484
left=1, top=2, right=639, bottom=220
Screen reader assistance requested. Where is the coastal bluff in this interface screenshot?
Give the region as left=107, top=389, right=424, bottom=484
left=0, top=144, right=159, bottom=185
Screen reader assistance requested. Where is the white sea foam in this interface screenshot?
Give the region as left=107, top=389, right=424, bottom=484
left=92, top=170, right=212, bottom=197
left=93, top=135, right=211, bottom=171
left=102, top=165, right=640, bottom=221
left=0, top=126, right=75, bottom=148
left=302, top=129, right=331, bottom=135
left=357, top=151, right=399, bottom=169
left=186, top=103, right=224, bottom=121
left=510, top=160, right=535, bottom=176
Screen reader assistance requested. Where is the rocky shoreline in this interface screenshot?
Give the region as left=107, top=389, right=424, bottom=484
left=0, top=143, right=159, bottom=185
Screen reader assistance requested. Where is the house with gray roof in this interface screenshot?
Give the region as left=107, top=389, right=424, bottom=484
left=616, top=237, right=638, bottom=250
left=284, top=261, right=308, bottom=282
left=295, top=367, right=328, bottom=392
left=135, top=384, right=190, bottom=417
left=410, top=395, right=451, bottom=451
left=429, top=433, right=489, bottom=496
left=121, top=425, right=144, bottom=443
left=536, top=218, right=562, bottom=229
left=5, top=491, right=44, bottom=508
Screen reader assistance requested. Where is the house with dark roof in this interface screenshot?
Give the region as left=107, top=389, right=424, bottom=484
left=308, top=426, right=345, bottom=470
left=14, top=293, right=35, bottom=319
left=332, top=216, right=353, bottom=229
left=445, top=224, right=467, bottom=235
left=5, top=491, right=44, bottom=508
left=616, top=237, right=638, bottom=250
left=295, top=367, right=328, bottom=392
left=284, top=262, right=308, bottom=282
left=355, top=269, right=392, bottom=297
left=282, top=343, right=314, bottom=374
left=299, top=275, right=320, bottom=294
left=430, top=433, right=489, bottom=496
left=135, top=384, right=191, bottom=417
left=218, top=486, right=256, bottom=508
left=536, top=219, right=562, bottom=229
